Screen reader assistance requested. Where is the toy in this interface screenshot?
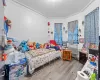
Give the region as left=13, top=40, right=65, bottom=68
left=2, top=53, right=7, bottom=61
left=46, top=44, right=50, bottom=49
left=19, top=40, right=29, bottom=53
left=40, top=44, right=44, bottom=48
left=49, top=40, right=60, bottom=50
left=7, top=40, right=12, bottom=45
left=33, top=42, right=36, bottom=49
left=91, top=56, right=96, bottom=62
left=6, top=20, right=11, bottom=29
left=27, top=42, right=34, bottom=50
left=49, top=40, right=57, bottom=46
left=4, top=17, right=12, bottom=36
left=90, top=73, right=96, bottom=80
left=29, top=45, right=34, bottom=50
left=36, top=43, right=40, bottom=49
left=89, top=55, right=97, bottom=66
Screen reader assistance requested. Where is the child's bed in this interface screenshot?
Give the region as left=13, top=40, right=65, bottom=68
left=25, top=49, right=61, bottom=74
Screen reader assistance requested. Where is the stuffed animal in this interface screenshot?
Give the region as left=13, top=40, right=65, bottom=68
left=6, top=20, right=11, bottom=29
left=33, top=42, right=36, bottom=49
left=40, top=44, right=44, bottom=48
left=19, top=40, right=29, bottom=53
left=7, top=40, right=12, bottom=45
left=27, top=42, right=34, bottom=50
left=4, top=16, right=12, bottom=36
left=46, top=44, right=50, bottom=49
left=44, top=43, right=47, bottom=48
left=36, top=43, right=40, bottom=49
left=43, top=43, right=49, bottom=49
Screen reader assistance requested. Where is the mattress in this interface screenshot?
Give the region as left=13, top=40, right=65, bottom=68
left=25, top=49, right=61, bottom=74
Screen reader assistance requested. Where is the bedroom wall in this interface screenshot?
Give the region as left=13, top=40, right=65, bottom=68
left=66, top=13, right=84, bottom=49
left=82, top=0, right=100, bottom=36
left=65, top=0, right=100, bottom=49
left=0, top=0, right=4, bottom=34
left=47, top=18, right=67, bottom=41
left=4, top=0, right=48, bottom=43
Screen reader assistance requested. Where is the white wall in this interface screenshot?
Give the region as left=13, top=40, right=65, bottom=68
left=4, top=0, right=100, bottom=44
left=4, top=0, right=48, bottom=43
left=82, top=0, right=100, bottom=36
left=47, top=18, right=67, bottom=41
left=0, top=0, right=4, bottom=34
left=65, top=0, right=100, bottom=49
left=66, top=13, right=84, bottom=49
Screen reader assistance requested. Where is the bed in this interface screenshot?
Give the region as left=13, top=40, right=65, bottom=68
left=25, top=49, right=61, bottom=74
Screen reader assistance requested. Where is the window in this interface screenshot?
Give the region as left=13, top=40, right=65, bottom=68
left=84, top=7, right=99, bottom=45
left=68, top=20, right=78, bottom=44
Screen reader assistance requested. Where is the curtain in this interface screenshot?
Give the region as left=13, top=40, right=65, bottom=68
left=54, top=23, right=62, bottom=45
left=84, top=7, right=99, bottom=45
left=68, top=20, right=78, bottom=44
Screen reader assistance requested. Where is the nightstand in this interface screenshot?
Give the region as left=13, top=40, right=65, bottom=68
left=62, top=49, right=72, bottom=61
left=79, top=51, right=88, bottom=65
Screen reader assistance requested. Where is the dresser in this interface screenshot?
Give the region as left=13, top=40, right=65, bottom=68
left=62, top=49, right=72, bottom=61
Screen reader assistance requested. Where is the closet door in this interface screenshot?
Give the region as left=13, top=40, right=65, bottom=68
left=54, top=23, right=62, bottom=45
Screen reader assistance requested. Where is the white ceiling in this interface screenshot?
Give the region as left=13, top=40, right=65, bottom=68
left=15, top=0, right=92, bottom=18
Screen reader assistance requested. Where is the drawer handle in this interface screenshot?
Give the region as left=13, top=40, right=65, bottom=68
left=0, top=71, right=5, bottom=78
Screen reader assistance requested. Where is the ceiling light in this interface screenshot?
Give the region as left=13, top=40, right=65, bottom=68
left=47, top=0, right=62, bottom=3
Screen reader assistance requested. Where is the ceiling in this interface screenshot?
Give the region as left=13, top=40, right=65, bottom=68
left=15, top=0, right=92, bottom=18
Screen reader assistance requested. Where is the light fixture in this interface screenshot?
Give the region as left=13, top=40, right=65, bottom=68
left=47, top=0, right=62, bottom=3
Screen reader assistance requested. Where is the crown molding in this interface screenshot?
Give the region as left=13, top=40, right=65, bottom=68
left=8, top=0, right=47, bottom=18
left=8, top=0, right=96, bottom=19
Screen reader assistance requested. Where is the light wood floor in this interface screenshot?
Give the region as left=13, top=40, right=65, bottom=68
left=24, top=59, right=83, bottom=80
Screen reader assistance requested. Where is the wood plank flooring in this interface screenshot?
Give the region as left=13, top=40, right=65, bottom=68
left=23, top=58, right=83, bottom=80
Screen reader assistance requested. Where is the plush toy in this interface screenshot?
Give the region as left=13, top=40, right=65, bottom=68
left=29, top=45, right=34, bottom=50
left=46, top=44, right=50, bottom=49
left=7, top=40, right=12, bottom=45
left=19, top=40, right=29, bottom=53
left=91, top=56, right=96, bottom=62
left=28, top=42, right=34, bottom=50
left=49, top=40, right=57, bottom=46
left=50, top=44, right=55, bottom=47
left=43, top=43, right=49, bottom=49
left=44, top=43, right=47, bottom=48
left=6, top=20, right=11, bottom=29
left=4, top=17, right=12, bottom=36
left=36, top=43, right=40, bottom=49
left=33, top=42, right=36, bottom=49
left=40, top=44, right=44, bottom=48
